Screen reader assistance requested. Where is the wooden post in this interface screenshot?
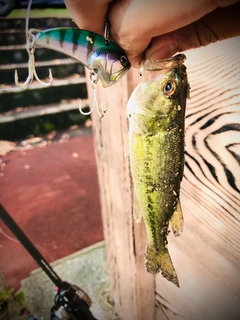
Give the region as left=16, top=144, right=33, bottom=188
left=86, top=36, right=240, bottom=320
left=86, top=69, right=155, bottom=320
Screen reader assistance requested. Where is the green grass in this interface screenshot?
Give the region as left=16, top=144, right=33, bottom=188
left=7, top=8, right=71, bottom=19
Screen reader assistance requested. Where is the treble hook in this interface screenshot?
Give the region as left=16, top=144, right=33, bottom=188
left=79, top=70, right=108, bottom=118
left=15, top=31, right=53, bottom=88
left=79, top=22, right=110, bottom=118
left=79, top=90, right=108, bottom=118
left=14, top=0, right=52, bottom=89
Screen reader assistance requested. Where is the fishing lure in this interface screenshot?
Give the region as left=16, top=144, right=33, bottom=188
left=16, top=26, right=131, bottom=89
left=8, top=0, right=130, bottom=116
left=13, top=25, right=131, bottom=117
left=0, top=0, right=131, bottom=116
left=32, top=27, right=131, bottom=88
left=127, top=54, right=190, bottom=287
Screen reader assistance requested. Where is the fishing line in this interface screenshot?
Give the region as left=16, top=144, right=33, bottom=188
left=0, top=227, right=55, bottom=262
left=0, top=227, right=19, bottom=243
left=25, top=0, right=32, bottom=43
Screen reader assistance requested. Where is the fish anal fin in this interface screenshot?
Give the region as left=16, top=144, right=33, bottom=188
left=145, top=245, right=179, bottom=287
left=170, top=200, right=184, bottom=237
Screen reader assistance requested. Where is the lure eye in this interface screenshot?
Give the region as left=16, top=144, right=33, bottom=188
left=163, top=80, right=176, bottom=97
left=120, top=56, right=129, bottom=67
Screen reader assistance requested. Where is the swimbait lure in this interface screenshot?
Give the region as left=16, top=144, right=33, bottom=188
left=31, top=27, right=131, bottom=88
left=127, top=54, right=190, bottom=287
left=5, top=0, right=131, bottom=116
left=12, top=26, right=131, bottom=117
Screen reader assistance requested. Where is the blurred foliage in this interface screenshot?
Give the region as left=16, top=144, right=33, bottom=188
left=0, top=109, right=90, bottom=140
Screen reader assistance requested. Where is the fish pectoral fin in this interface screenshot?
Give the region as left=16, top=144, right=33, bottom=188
left=133, top=191, right=142, bottom=223
left=170, top=200, right=184, bottom=237
left=145, top=245, right=179, bottom=287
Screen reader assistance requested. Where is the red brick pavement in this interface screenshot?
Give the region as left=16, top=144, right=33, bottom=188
left=0, top=133, right=104, bottom=292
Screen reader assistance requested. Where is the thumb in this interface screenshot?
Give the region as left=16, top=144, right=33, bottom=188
left=146, top=2, right=240, bottom=60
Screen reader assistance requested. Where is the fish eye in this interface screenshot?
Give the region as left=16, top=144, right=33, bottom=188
left=162, top=80, right=176, bottom=97
left=120, top=56, right=129, bottom=67
left=92, top=68, right=99, bottom=74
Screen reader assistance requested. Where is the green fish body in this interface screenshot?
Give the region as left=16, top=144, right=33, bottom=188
left=127, top=54, right=190, bottom=287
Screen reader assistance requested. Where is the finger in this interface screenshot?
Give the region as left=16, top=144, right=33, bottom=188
left=64, top=0, right=112, bottom=34
left=108, top=0, right=219, bottom=65
left=109, top=0, right=239, bottom=67
left=146, top=2, right=240, bottom=61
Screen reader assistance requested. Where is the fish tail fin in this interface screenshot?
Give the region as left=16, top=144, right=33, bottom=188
left=170, top=200, right=184, bottom=237
left=145, top=245, right=179, bottom=287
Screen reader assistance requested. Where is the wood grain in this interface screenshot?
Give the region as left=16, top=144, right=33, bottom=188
left=87, top=36, right=240, bottom=320
left=155, top=37, right=240, bottom=320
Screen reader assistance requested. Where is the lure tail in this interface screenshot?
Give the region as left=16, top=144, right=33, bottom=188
left=145, top=246, right=179, bottom=287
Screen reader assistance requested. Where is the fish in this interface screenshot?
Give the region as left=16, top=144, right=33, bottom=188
left=127, top=54, right=190, bottom=287
left=32, top=27, right=131, bottom=87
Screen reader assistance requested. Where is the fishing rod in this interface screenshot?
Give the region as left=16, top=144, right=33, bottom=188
left=0, top=203, right=97, bottom=320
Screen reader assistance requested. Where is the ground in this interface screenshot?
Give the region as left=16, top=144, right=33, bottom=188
left=0, top=125, right=104, bottom=293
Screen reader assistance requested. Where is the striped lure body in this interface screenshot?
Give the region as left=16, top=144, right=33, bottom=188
left=127, top=54, right=190, bottom=286
left=34, top=28, right=131, bottom=87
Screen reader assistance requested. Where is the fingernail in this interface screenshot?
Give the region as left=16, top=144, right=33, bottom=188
left=147, top=44, right=179, bottom=60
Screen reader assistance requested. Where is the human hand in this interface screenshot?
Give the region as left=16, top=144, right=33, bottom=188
left=64, top=0, right=240, bottom=68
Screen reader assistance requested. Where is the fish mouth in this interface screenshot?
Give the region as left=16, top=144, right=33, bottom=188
left=142, top=54, right=186, bottom=71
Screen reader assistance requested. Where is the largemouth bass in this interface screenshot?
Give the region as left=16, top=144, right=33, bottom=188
left=127, top=54, right=190, bottom=287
